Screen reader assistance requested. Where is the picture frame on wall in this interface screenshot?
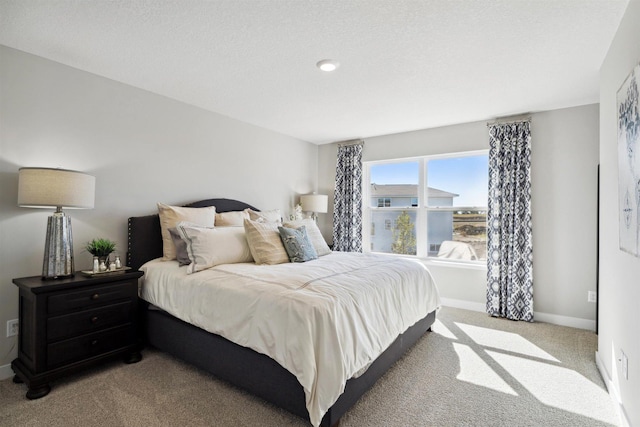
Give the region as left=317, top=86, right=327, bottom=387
left=617, top=61, right=640, bottom=257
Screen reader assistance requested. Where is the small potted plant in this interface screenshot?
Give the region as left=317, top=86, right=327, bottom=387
left=85, top=238, right=116, bottom=266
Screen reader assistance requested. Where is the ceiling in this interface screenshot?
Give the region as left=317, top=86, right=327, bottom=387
left=0, top=0, right=629, bottom=144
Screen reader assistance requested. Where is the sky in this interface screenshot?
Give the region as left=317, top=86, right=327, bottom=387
left=370, top=155, right=488, bottom=207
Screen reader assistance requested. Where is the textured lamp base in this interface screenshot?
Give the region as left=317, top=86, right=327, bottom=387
left=42, top=210, right=74, bottom=279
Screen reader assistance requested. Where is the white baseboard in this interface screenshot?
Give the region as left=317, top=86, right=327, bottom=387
left=533, top=311, right=596, bottom=331
left=440, top=298, right=596, bottom=331
left=0, top=363, right=14, bottom=381
left=596, top=351, right=632, bottom=427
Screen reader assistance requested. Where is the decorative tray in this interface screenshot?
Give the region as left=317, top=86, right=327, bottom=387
left=80, top=266, right=132, bottom=277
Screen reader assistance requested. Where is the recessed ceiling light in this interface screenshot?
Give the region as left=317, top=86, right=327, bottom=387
left=316, top=59, right=339, bottom=72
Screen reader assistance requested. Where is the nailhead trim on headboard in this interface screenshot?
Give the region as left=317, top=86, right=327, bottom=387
left=126, top=198, right=258, bottom=270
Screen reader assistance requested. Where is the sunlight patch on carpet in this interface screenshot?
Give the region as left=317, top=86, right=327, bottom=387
left=432, top=319, right=457, bottom=340
left=486, top=350, right=618, bottom=425
left=455, top=323, right=559, bottom=362
left=453, top=342, right=518, bottom=396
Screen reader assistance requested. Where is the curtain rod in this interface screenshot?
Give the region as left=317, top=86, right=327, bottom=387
left=337, top=139, right=364, bottom=147
left=486, top=116, right=531, bottom=127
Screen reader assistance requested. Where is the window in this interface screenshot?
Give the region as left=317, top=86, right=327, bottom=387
left=377, top=198, right=391, bottom=207
left=365, top=152, right=488, bottom=263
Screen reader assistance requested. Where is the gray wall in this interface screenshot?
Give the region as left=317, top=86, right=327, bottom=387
left=598, top=0, right=639, bottom=425
left=0, top=46, right=318, bottom=372
left=319, top=104, right=600, bottom=328
left=1, top=39, right=617, bottom=408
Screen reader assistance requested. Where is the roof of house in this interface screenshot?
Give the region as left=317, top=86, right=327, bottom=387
left=370, top=184, right=458, bottom=198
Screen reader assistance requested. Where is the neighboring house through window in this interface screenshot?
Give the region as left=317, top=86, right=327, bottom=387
left=364, top=151, right=488, bottom=263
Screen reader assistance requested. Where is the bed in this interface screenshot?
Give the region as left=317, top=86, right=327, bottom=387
left=127, top=198, right=439, bottom=427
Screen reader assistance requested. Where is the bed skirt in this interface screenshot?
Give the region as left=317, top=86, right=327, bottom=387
left=142, top=302, right=435, bottom=426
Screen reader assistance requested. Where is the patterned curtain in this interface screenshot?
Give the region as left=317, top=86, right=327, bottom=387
left=486, top=121, right=534, bottom=321
left=333, top=143, right=363, bottom=252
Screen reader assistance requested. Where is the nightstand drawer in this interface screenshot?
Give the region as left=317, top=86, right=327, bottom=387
left=48, top=281, right=136, bottom=315
left=47, top=325, right=135, bottom=369
left=13, top=270, right=144, bottom=399
left=47, top=301, right=134, bottom=341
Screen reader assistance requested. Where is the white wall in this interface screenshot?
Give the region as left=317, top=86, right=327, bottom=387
left=0, top=46, right=318, bottom=373
left=319, top=104, right=600, bottom=328
left=533, top=106, right=600, bottom=324
left=597, top=0, right=640, bottom=425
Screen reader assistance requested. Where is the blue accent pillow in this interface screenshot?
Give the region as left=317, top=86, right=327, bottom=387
left=278, top=226, right=318, bottom=263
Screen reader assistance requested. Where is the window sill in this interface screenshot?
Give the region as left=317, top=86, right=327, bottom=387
left=367, top=251, right=487, bottom=271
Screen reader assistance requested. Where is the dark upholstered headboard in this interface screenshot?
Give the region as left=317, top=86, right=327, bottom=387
left=127, top=198, right=258, bottom=270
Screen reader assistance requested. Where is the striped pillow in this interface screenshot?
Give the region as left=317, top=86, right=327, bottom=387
left=243, top=219, right=289, bottom=265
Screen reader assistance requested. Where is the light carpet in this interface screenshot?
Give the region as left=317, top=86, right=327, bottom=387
left=0, top=307, right=619, bottom=426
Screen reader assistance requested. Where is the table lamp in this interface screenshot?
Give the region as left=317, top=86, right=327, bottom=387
left=18, top=167, right=95, bottom=279
left=300, top=194, right=328, bottom=222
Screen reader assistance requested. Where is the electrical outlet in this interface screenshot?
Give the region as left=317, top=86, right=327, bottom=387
left=621, top=350, right=628, bottom=380
left=587, top=291, right=597, bottom=303
left=6, top=319, right=19, bottom=337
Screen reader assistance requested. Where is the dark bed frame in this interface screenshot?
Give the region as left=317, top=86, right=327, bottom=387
left=127, top=198, right=436, bottom=427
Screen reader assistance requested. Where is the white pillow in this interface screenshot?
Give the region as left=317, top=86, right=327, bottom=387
left=215, top=210, right=249, bottom=227
left=245, top=208, right=282, bottom=225
left=243, top=218, right=289, bottom=265
left=283, top=218, right=332, bottom=256
left=176, top=222, right=253, bottom=274
left=158, top=203, right=216, bottom=261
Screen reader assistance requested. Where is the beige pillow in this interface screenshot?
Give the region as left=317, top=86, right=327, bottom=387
left=246, top=208, right=282, bottom=224
left=215, top=210, right=249, bottom=227
left=283, top=218, right=332, bottom=256
left=157, top=203, right=216, bottom=260
left=243, top=218, right=289, bottom=265
left=176, top=222, right=253, bottom=273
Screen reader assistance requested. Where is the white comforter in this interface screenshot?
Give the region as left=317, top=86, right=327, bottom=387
left=139, top=252, right=440, bottom=426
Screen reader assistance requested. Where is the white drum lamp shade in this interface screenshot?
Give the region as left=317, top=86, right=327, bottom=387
left=300, top=194, right=328, bottom=221
left=18, top=168, right=95, bottom=209
left=18, top=168, right=95, bottom=279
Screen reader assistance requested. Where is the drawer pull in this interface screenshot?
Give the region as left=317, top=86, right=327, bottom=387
left=91, top=316, right=99, bottom=323
left=91, top=293, right=100, bottom=300
left=91, top=340, right=98, bottom=346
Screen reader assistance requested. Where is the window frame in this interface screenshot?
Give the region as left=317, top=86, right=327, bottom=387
left=377, top=197, right=391, bottom=207
left=363, top=150, right=488, bottom=265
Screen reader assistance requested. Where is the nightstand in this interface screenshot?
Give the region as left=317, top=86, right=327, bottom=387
left=11, top=270, right=144, bottom=399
